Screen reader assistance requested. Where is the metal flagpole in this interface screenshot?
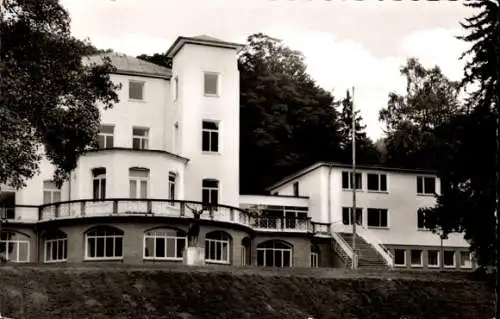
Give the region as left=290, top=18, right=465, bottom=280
left=351, top=86, right=358, bottom=270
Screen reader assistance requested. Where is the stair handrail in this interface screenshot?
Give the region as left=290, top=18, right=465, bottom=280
left=357, top=225, right=394, bottom=268
left=330, top=228, right=354, bottom=260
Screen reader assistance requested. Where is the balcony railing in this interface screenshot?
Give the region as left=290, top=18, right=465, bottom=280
left=37, top=199, right=317, bottom=233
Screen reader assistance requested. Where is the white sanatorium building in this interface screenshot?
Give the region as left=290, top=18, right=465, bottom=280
left=0, top=35, right=473, bottom=271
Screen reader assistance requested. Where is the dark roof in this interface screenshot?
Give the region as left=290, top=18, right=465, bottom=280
left=166, top=35, right=244, bottom=58
left=266, top=162, right=438, bottom=191
left=85, top=53, right=172, bottom=79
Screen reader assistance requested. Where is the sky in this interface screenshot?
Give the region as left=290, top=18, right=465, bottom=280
left=61, top=0, right=474, bottom=140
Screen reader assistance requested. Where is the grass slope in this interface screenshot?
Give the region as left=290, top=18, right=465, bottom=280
left=0, top=265, right=494, bottom=319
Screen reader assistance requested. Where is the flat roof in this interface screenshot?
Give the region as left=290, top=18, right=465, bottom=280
left=266, top=162, right=438, bottom=191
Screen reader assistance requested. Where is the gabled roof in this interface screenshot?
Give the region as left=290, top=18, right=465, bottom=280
left=85, top=53, right=172, bottom=79
left=166, top=35, right=244, bottom=58
left=266, top=162, right=438, bottom=191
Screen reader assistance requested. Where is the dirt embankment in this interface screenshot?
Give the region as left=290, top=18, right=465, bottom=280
left=0, top=265, right=494, bottom=319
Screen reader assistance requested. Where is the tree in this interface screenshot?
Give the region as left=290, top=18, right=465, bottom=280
left=0, top=0, right=120, bottom=189
left=137, top=53, right=172, bottom=68
left=379, top=58, right=464, bottom=170
left=238, top=33, right=345, bottom=193
left=336, top=90, right=380, bottom=164
left=419, top=0, right=499, bottom=266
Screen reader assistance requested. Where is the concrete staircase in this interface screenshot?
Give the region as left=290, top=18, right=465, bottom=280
left=338, top=232, right=387, bottom=269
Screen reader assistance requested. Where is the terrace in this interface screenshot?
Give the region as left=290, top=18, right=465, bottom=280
left=1, top=199, right=331, bottom=235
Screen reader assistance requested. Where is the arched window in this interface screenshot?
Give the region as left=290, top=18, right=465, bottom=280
left=44, top=230, right=67, bottom=263
left=92, top=168, right=106, bottom=200
left=310, top=244, right=320, bottom=268
left=205, top=231, right=231, bottom=264
left=129, top=168, right=149, bottom=199
left=256, top=240, right=293, bottom=268
left=85, top=226, right=123, bottom=260
left=0, top=230, right=30, bottom=262
left=143, top=228, right=187, bottom=260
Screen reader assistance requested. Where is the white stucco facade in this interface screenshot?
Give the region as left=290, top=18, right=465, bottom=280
left=0, top=35, right=472, bottom=270
left=267, top=163, right=470, bottom=249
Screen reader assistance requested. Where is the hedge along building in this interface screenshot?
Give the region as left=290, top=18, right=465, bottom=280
left=0, top=35, right=472, bottom=271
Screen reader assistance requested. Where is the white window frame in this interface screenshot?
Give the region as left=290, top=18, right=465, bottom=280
left=367, top=173, right=387, bottom=192
left=443, top=250, right=456, bottom=268
left=417, top=176, right=436, bottom=195
left=44, top=237, right=67, bottom=263
left=202, top=120, right=219, bottom=153
left=85, top=229, right=123, bottom=260
left=310, top=252, right=319, bottom=268
left=202, top=179, right=219, bottom=206
left=0, top=232, right=30, bottom=263
left=459, top=251, right=473, bottom=269
left=173, top=76, right=179, bottom=101
left=394, top=249, right=406, bottom=267
left=203, top=71, right=220, bottom=97
left=256, top=246, right=293, bottom=268
left=43, top=180, right=61, bottom=204
left=205, top=235, right=230, bottom=264
left=417, top=210, right=430, bottom=231
left=427, top=250, right=440, bottom=268
left=241, top=246, right=247, bottom=266
left=367, top=208, right=389, bottom=228
left=132, top=127, right=149, bottom=150
left=129, top=168, right=149, bottom=199
left=342, top=171, right=362, bottom=190
left=98, top=125, right=114, bottom=149
left=342, top=207, right=363, bottom=226
left=410, top=249, right=423, bottom=267
left=143, top=230, right=187, bottom=261
left=129, top=80, right=145, bottom=101
left=168, top=172, right=176, bottom=199
left=92, top=168, right=106, bottom=200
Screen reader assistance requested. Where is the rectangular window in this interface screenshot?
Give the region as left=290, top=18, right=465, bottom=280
left=342, top=207, right=363, bottom=225
left=132, top=127, right=149, bottom=150
left=43, top=181, right=61, bottom=204
left=417, top=210, right=430, bottom=230
left=129, top=169, right=149, bottom=199
left=202, top=120, right=219, bottom=153
left=202, top=179, right=219, bottom=206
left=293, top=182, right=299, bottom=196
left=173, top=76, right=179, bottom=101
left=98, top=125, right=114, bottom=149
left=92, top=168, right=106, bottom=200
left=417, top=176, right=436, bottom=195
left=129, top=80, right=144, bottom=100
left=410, top=249, right=423, bottom=267
left=45, top=238, right=68, bottom=263
left=367, top=208, right=388, bottom=228
left=428, top=250, right=439, bottom=268
left=443, top=250, right=456, bottom=268
left=394, top=249, right=406, bottom=266
left=460, top=251, right=472, bottom=268
left=367, top=173, right=387, bottom=192
left=341, top=171, right=362, bottom=190
left=203, top=72, right=219, bottom=96
left=0, top=191, right=15, bottom=219
left=310, top=252, right=319, bottom=268
left=168, top=172, right=176, bottom=203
